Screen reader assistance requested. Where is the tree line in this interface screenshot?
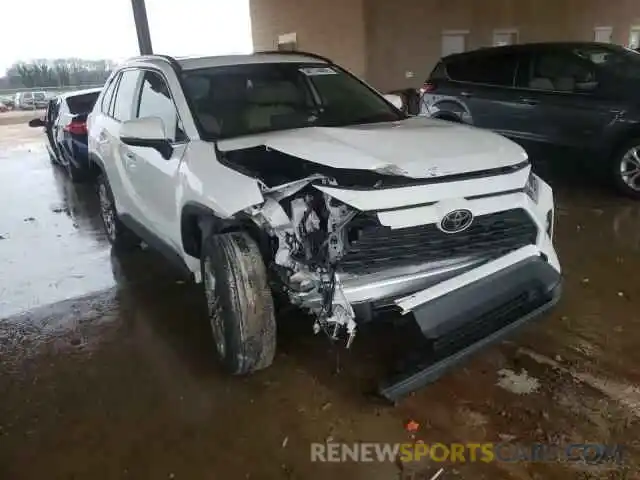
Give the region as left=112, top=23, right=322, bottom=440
left=0, top=58, right=117, bottom=89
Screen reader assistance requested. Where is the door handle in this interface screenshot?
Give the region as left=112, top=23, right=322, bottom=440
left=520, top=98, right=539, bottom=105
left=460, top=91, right=473, bottom=98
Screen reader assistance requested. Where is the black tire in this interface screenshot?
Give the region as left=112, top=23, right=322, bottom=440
left=201, top=231, right=276, bottom=375
left=96, top=173, right=141, bottom=250
left=611, top=138, right=640, bottom=199
left=66, top=160, right=87, bottom=183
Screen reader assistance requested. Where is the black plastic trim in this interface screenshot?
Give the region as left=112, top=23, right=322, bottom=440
left=120, top=213, right=193, bottom=279
left=465, top=188, right=525, bottom=200
left=378, top=256, right=561, bottom=402
left=320, top=160, right=529, bottom=192
left=120, top=137, right=173, bottom=159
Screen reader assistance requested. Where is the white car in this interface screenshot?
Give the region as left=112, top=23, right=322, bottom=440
left=15, top=91, right=48, bottom=109
left=87, top=52, right=561, bottom=401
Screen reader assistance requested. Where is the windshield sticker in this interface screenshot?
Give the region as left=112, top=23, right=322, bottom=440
left=299, top=67, right=338, bottom=76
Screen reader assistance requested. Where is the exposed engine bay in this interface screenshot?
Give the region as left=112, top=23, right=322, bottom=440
left=246, top=172, right=361, bottom=348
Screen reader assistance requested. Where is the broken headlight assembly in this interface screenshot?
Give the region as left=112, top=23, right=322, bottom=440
left=524, top=171, right=540, bottom=203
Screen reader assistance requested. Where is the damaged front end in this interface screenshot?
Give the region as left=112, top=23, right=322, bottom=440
left=224, top=142, right=561, bottom=403
left=246, top=173, right=361, bottom=348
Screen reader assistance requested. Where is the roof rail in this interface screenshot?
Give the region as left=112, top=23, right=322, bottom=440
left=253, top=50, right=333, bottom=64
left=124, top=54, right=182, bottom=72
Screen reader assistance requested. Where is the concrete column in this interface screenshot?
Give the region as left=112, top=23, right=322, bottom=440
left=131, top=0, right=153, bottom=55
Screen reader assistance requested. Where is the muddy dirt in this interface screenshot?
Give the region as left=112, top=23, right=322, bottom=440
left=1, top=124, right=640, bottom=480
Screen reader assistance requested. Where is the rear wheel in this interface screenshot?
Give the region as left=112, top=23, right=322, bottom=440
left=48, top=149, right=58, bottom=165
left=611, top=139, right=640, bottom=199
left=66, top=160, right=86, bottom=183
left=201, top=231, right=276, bottom=374
left=97, top=174, right=141, bottom=249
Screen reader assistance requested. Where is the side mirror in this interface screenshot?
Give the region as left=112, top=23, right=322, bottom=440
left=28, top=117, right=45, bottom=128
left=383, top=93, right=404, bottom=111
left=120, top=116, right=173, bottom=159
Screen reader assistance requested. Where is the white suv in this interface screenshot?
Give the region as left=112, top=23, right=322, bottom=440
left=87, top=52, right=561, bottom=401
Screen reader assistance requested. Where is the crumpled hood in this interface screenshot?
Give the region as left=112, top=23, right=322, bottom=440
left=216, top=116, right=528, bottom=178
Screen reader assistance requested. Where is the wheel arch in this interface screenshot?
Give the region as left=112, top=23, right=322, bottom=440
left=180, top=202, right=268, bottom=260
left=429, top=99, right=469, bottom=124
left=607, top=124, right=640, bottom=161
left=87, top=151, right=106, bottom=180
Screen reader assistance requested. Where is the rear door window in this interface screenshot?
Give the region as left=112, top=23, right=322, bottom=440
left=516, top=49, right=597, bottom=93
left=447, top=52, right=518, bottom=86
left=112, top=70, right=141, bottom=122
left=101, top=75, right=118, bottom=115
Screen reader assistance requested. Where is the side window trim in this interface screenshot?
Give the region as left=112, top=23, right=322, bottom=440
left=135, top=67, right=189, bottom=144
left=101, top=73, right=118, bottom=116
left=109, top=74, right=122, bottom=118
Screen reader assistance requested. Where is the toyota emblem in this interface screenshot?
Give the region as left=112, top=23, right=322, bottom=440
left=439, top=209, right=474, bottom=234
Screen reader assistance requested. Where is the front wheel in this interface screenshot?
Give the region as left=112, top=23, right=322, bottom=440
left=611, top=139, right=640, bottom=199
left=201, top=231, right=276, bottom=375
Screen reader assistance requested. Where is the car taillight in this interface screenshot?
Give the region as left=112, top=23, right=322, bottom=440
left=64, top=120, right=87, bottom=135
left=420, top=82, right=437, bottom=94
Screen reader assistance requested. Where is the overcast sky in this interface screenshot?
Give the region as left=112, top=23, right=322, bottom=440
left=0, top=0, right=253, bottom=75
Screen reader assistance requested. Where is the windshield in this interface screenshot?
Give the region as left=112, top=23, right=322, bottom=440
left=181, top=62, right=403, bottom=139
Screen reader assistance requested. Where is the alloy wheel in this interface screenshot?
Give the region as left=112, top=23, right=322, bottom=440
left=619, top=145, right=640, bottom=192
left=98, top=183, right=116, bottom=241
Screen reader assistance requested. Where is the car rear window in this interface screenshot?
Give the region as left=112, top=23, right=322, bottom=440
left=428, top=62, right=448, bottom=80
left=66, top=92, right=100, bottom=114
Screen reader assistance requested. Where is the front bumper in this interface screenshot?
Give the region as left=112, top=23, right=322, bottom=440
left=379, top=251, right=561, bottom=402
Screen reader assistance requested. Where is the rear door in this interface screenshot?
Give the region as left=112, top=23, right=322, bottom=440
left=511, top=46, right=619, bottom=151
left=443, top=50, right=523, bottom=134
left=98, top=69, right=144, bottom=219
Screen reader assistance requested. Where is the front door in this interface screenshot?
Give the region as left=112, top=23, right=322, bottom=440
left=126, top=70, right=188, bottom=250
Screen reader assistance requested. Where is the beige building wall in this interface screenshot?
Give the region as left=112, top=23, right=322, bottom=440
left=250, top=0, right=640, bottom=90
left=365, top=0, right=640, bottom=90
left=249, top=0, right=368, bottom=77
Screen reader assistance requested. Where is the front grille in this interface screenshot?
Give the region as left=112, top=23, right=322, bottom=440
left=339, top=208, right=538, bottom=274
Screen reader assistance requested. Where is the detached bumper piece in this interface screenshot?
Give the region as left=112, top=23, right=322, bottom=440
left=378, top=255, right=561, bottom=403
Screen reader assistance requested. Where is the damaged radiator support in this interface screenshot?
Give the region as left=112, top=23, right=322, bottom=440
left=247, top=177, right=359, bottom=348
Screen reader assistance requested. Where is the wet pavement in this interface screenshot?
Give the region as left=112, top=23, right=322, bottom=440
left=2, top=123, right=640, bottom=479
